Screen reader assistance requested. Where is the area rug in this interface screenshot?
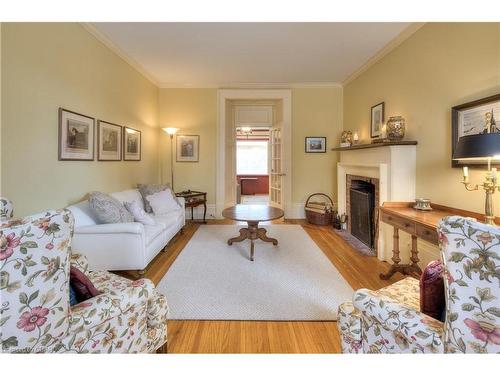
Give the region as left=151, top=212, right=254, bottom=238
left=157, top=224, right=353, bottom=321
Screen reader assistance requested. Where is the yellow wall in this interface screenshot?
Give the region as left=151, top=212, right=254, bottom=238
left=1, top=23, right=161, bottom=216
left=159, top=87, right=343, bottom=210
left=292, top=87, right=343, bottom=203
left=344, top=22, right=500, bottom=216
left=158, top=88, right=218, bottom=203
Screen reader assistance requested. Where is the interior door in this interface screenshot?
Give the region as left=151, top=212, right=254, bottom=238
left=269, top=127, right=283, bottom=208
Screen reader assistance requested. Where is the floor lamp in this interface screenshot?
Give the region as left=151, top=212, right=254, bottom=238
left=162, top=127, right=178, bottom=191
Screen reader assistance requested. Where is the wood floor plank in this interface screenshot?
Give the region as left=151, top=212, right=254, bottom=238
left=117, top=219, right=402, bottom=353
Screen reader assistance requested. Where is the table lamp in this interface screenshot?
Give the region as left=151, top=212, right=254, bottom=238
left=162, top=127, right=179, bottom=190
left=453, top=133, right=500, bottom=225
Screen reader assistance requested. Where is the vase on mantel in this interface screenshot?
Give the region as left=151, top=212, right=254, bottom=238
left=386, top=116, right=406, bottom=141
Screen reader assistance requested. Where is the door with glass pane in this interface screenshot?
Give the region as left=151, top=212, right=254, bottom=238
left=269, top=127, right=283, bottom=208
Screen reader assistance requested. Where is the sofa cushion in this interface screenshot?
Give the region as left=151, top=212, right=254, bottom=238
left=110, top=189, right=144, bottom=210
left=88, top=191, right=134, bottom=224
left=137, top=183, right=178, bottom=213
left=143, top=224, right=165, bottom=246
left=154, top=211, right=182, bottom=229
left=124, top=200, right=156, bottom=226
left=146, top=190, right=180, bottom=216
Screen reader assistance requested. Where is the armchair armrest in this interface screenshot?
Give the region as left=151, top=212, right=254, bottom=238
left=74, top=222, right=144, bottom=235
left=353, top=289, right=444, bottom=350
left=70, top=252, right=90, bottom=276
left=68, top=278, right=155, bottom=332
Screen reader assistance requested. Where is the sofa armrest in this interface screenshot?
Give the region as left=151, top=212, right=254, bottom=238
left=353, top=289, right=444, bottom=350
left=74, top=222, right=144, bottom=235
left=176, top=196, right=185, bottom=210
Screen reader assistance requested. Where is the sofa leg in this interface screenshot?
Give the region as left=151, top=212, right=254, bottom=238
left=156, top=342, right=168, bottom=354
left=180, top=227, right=184, bottom=235
left=162, top=246, right=168, bottom=253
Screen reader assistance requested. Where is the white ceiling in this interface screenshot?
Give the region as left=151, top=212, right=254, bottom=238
left=90, top=22, right=411, bottom=87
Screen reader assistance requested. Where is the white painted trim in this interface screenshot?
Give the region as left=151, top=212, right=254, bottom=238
left=290, top=203, right=306, bottom=219
left=342, top=23, right=425, bottom=86
left=160, top=82, right=342, bottom=89
left=216, top=89, right=292, bottom=219
left=80, top=23, right=160, bottom=87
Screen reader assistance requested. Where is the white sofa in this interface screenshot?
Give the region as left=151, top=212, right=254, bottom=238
left=67, top=189, right=185, bottom=273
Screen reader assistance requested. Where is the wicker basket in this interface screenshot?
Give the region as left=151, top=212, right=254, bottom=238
left=305, top=193, right=335, bottom=225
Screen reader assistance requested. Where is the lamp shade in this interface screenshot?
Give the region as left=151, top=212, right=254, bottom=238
left=453, top=133, right=500, bottom=160
left=163, top=127, right=178, bottom=135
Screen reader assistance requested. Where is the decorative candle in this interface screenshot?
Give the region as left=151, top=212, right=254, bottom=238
left=380, top=124, right=387, bottom=138
left=492, top=167, right=498, bottom=180
left=353, top=132, right=359, bottom=143
left=463, top=166, right=469, bottom=182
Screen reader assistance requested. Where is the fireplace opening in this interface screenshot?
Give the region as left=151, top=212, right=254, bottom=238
left=349, top=179, right=375, bottom=248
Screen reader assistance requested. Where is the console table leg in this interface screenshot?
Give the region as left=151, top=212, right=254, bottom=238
left=203, top=202, right=207, bottom=223
left=380, top=227, right=401, bottom=280
left=410, top=235, right=422, bottom=275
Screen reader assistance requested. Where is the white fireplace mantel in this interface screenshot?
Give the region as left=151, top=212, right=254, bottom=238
left=336, top=144, right=417, bottom=261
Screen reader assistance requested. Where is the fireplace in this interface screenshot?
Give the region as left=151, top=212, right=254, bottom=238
left=349, top=180, right=375, bottom=247
left=346, top=175, right=379, bottom=250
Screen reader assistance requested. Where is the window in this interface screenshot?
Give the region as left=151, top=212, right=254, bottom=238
left=236, top=140, right=268, bottom=175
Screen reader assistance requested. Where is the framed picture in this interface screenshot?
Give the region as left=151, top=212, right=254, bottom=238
left=98, top=120, right=122, bottom=161
left=370, top=102, right=385, bottom=138
left=305, top=137, right=326, bottom=153
left=176, top=135, right=199, bottom=162
left=58, top=108, right=95, bottom=161
left=123, top=127, right=141, bottom=161
left=452, top=93, right=500, bottom=168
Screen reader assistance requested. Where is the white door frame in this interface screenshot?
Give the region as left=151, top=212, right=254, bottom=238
left=216, top=89, right=292, bottom=218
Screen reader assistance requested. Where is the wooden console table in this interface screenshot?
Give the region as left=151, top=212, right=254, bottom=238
left=379, top=202, right=499, bottom=280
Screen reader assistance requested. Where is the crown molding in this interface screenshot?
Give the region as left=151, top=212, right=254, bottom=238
left=342, top=22, right=426, bottom=86
left=159, top=82, right=343, bottom=89
left=80, top=23, right=160, bottom=87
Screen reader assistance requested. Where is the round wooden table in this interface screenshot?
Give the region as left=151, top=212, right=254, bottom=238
left=222, top=204, right=284, bottom=261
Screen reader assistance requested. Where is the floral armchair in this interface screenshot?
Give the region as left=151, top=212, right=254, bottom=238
left=0, top=209, right=169, bottom=353
left=337, top=215, right=500, bottom=354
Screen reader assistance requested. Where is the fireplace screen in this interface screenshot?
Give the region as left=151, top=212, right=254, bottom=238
left=349, top=180, right=375, bottom=248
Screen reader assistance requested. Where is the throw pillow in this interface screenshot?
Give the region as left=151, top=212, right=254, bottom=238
left=124, top=200, right=156, bottom=225
left=137, top=183, right=179, bottom=213
left=88, top=191, right=133, bottom=224
left=70, top=266, right=101, bottom=303
left=69, top=285, right=78, bottom=306
left=419, top=260, right=445, bottom=321
left=146, top=189, right=180, bottom=216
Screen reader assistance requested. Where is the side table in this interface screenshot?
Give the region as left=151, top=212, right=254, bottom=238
left=175, top=190, right=207, bottom=223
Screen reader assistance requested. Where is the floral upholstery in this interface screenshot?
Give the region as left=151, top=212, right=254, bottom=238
left=0, top=197, right=14, bottom=222
left=338, top=215, right=500, bottom=354
left=438, top=216, right=500, bottom=354
left=338, top=277, right=444, bottom=353
left=0, top=209, right=168, bottom=353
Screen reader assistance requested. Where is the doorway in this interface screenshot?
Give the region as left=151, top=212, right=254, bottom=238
left=236, top=126, right=270, bottom=205
left=216, top=89, right=292, bottom=219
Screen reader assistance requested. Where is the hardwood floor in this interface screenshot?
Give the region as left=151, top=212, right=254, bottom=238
left=117, top=219, right=404, bottom=353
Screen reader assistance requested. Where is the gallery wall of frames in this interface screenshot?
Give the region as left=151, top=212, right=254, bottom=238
left=58, top=107, right=142, bottom=161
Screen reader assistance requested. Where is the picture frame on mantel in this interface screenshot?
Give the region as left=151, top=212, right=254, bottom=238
left=451, top=93, right=500, bottom=168
left=370, top=102, right=385, bottom=138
